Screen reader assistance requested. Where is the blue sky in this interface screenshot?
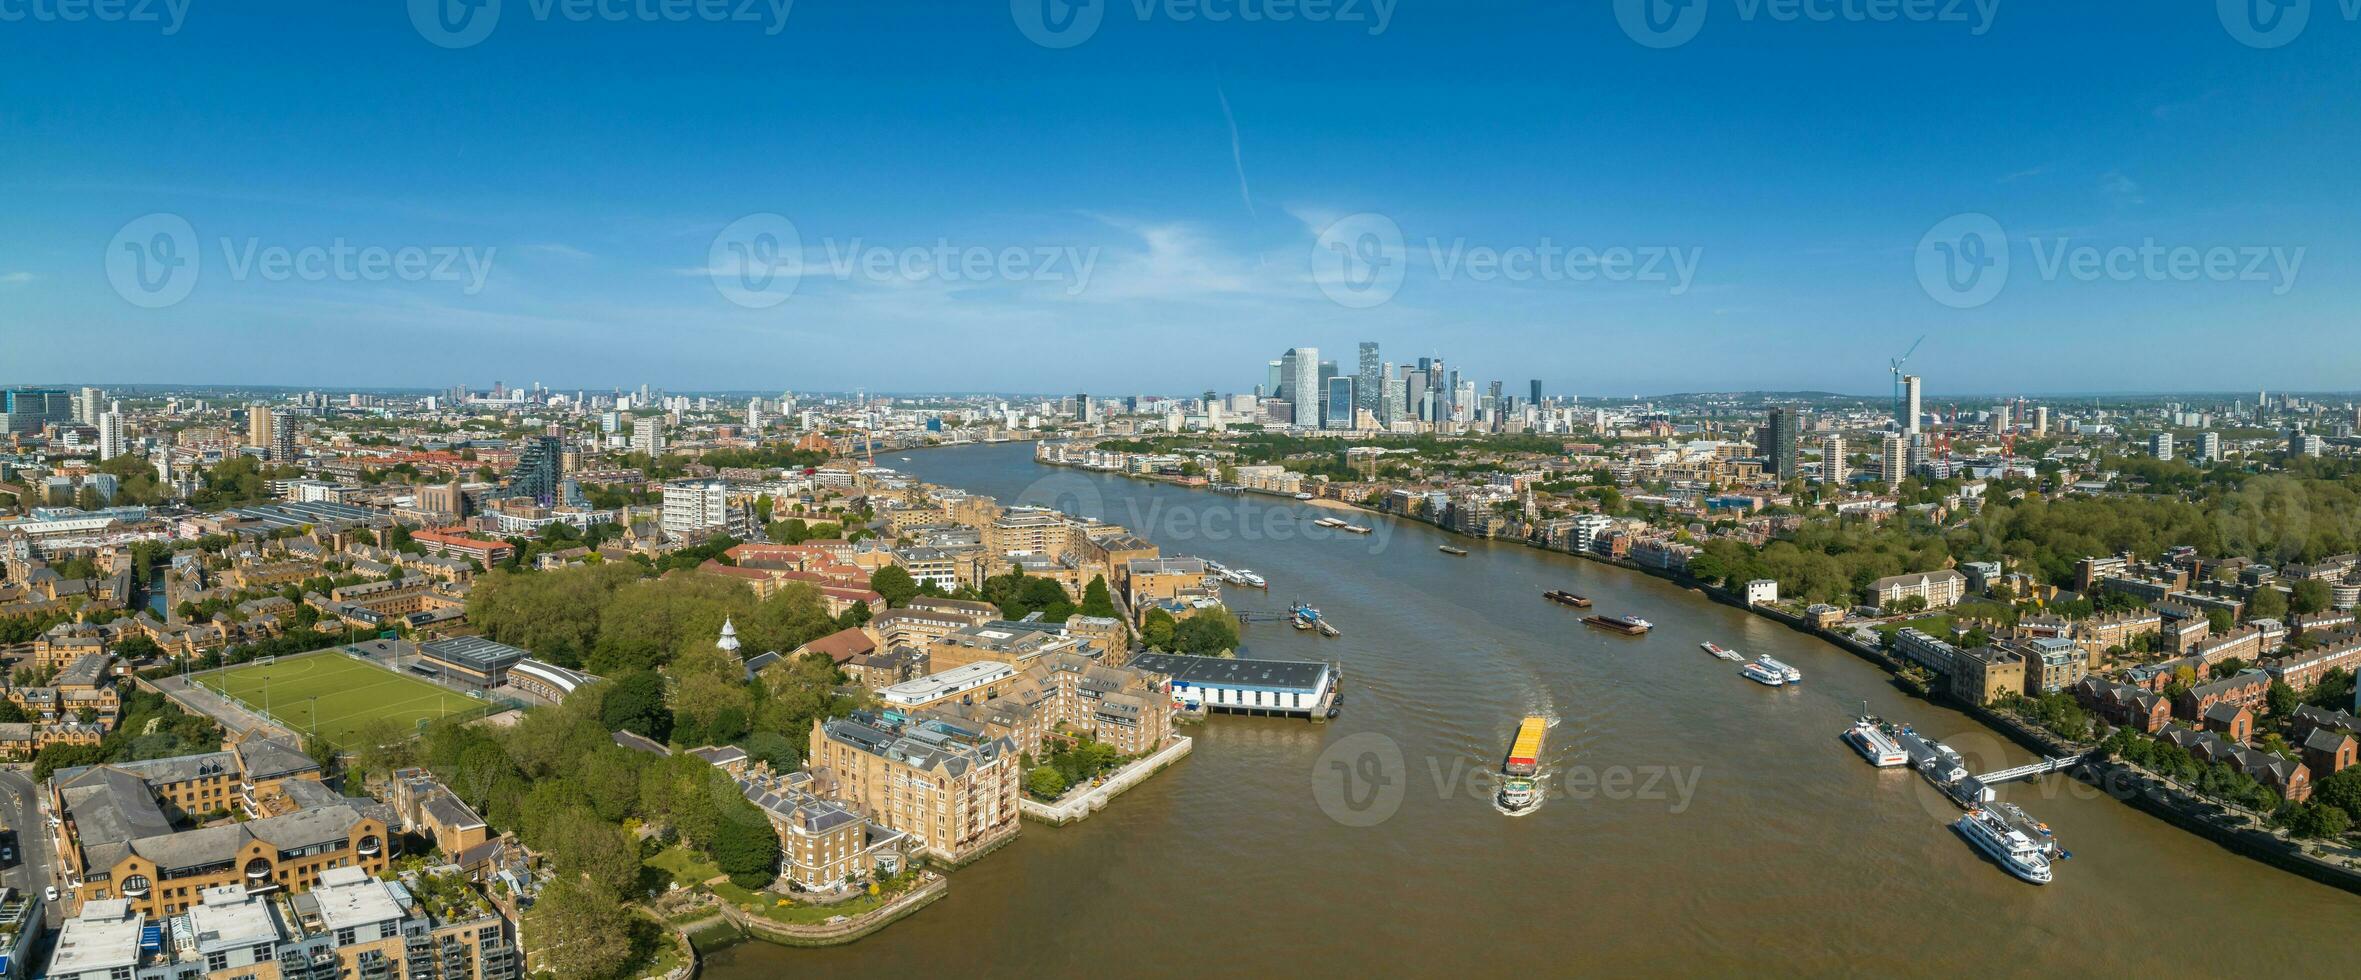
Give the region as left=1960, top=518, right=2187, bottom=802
left=4, top=1, right=2358, bottom=397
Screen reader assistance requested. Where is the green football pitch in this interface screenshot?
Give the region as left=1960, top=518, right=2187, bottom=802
left=201, top=650, right=488, bottom=749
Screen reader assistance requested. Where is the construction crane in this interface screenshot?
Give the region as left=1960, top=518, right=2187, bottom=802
left=1889, top=334, right=1926, bottom=429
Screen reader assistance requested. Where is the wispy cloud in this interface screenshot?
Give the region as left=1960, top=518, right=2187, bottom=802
left=0, top=272, right=34, bottom=287
left=1216, top=83, right=1255, bottom=219
left=2100, top=171, right=2145, bottom=206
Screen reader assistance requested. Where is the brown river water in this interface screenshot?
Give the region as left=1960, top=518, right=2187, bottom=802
left=703, top=441, right=2361, bottom=977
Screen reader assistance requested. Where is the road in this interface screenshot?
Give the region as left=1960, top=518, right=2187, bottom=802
left=0, top=767, right=59, bottom=926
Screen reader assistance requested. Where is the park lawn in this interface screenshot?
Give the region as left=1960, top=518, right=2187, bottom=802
left=202, top=650, right=485, bottom=749
left=1871, top=613, right=1957, bottom=641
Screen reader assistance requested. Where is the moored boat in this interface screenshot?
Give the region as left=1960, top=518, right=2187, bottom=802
left=1844, top=707, right=1910, bottom=767
left=1740, top=661, right=1786, bottom=686
left=1756, top=655, right=1802, bottom=683
left=1544, top=590, right=1593, bottom=608
left=1341, top=523, right=1372, bottom=534
left=1700, top=642, right=1743, bottom=661
left=1954, top=804, right=2058, bottom=885
left=1438, top=545, right=1469, bottom=556
left=1581, top=615, right=1652, bottom=635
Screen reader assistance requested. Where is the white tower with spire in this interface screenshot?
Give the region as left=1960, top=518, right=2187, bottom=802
left=717, top=617, right=740, bottom=655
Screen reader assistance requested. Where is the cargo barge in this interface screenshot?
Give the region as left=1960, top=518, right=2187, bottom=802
left=1505, top=716, right=1548, bottom=777
left=1581, top=615, right=1652, bottom=635
left=1543, top=590, right=1593, bottom=608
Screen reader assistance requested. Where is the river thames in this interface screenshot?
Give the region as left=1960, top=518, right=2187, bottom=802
left=706, top=441, right=2361, bottom=977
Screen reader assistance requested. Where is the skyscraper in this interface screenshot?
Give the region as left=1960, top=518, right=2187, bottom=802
left=1901, top=375, right=1922, bottom=434
left=1529, top=379, right=1543, bottom=407
left=1881, top=434, right=1905, bottom=489
left=632, top=416, right=666, bottom=456
left=507, top=434, right=565, bottom=504
left=1764, top=408, right=1800, bottom=481
left=1324, top=376, right=1355, bottom=429
left=1820, top=435, right=1846, bottom=485
left=247, top=405, right=275, bottom=452
left=1286, top=347, right=1319, bottom=427
left=2150, top=432, right=2174, bottom=460
left=1356, top=342, right=1382, bottom=419
left=270, top=411, right=296, bottom=462
left=2197, top=431, right=2221, bottom=463
left=1265, top=360, right=1283, bottom=399
left=97, top=412, right=124, bottom=461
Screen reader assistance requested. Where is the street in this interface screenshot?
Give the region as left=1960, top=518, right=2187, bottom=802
left=0, top=768, right=59, bottom=927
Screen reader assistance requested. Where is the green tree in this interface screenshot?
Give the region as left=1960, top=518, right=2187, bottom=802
left=2247, top=586, right=2287, bottom=622
left=869, top=565, right=919, bottom=608
left=2265, top=679, right=2300, bottom=717
left=1080, top=575, right=1118, bottom=618
left=1027, top=765, right=1070, bottom=799
left=1139, top=608, right=1177, bottom=651
left=709, top=795, right=783, bottom=889
left=599, top=671, right=673, bottom=743
left=530, top=878, right=637, bottom=980
left=1171, top=608, right=1241, bottom=655
left=2290, top=578, right=2332, bottom=615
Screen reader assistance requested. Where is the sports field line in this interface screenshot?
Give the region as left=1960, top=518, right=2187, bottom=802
left=308, top=688, right=480, bottom=734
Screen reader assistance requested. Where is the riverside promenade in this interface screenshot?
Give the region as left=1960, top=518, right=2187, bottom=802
left=1022, top=735, right=1194, bottom=826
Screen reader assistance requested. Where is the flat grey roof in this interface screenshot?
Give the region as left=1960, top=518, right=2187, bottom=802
left=1129, top=653, right=1329, bottom=692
